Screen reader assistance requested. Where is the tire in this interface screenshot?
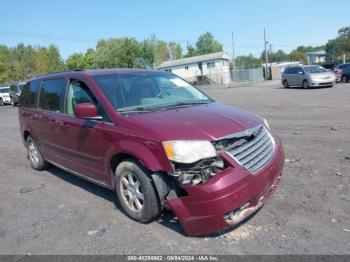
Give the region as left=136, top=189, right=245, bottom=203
left=283, top=80, right=289, bottom=88
left=10, top=99, right=15, bottom=106
left=26, top=136, right=49, bottom=170
left=114, top=159, right=161, bottom=223
left=0, top=98, right=3, bottom=106
left=342, top=76, right=348, bottom=83
left=303, top=80, right=309, bottom=89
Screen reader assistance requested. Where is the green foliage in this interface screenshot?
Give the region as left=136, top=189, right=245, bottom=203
left=0, top=43, right=64, bottom=85
left=194, top=32, right=223, bottom=55
left=326, top=26, right=350, bottom=58
left=289, top=50, right=307, bottom=64
left=235, top=54, right=262, bottom=68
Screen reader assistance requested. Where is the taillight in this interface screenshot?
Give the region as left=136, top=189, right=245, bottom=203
left=335, top=69, right=342, bottom=75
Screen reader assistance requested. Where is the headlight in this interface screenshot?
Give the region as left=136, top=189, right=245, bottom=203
left=162, top=140, right=216, bottom=164
left=263, top=118, right=270, bottom=131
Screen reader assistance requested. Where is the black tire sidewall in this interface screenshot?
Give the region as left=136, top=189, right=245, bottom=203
left=114, top=160, right=160, bottom=223
left=303, top=80, right=309, bottom=89
left=0, top=98, right=3, bottom=106
left=283, top=80, right=289, bottom=88
left=26, top=136, right=48, bottom=170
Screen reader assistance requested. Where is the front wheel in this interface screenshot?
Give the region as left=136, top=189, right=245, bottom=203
left=0, top=98, right=3, bottom=106
left=114, top=159, right=161, bottom=223
left=342, top=76, right=348, bottom=83
left=303, top=80, right=309, bottom=89
left=283, top=80, right=289, bottom=88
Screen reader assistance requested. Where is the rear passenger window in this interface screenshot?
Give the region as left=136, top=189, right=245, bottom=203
left=19, top=80, right=41, bottom=107
left=39, top=79, right=66, bottom=112
left=289, top=67, right=297, bottom=74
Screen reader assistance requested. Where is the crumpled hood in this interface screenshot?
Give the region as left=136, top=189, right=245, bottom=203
left=126, top=102, right=263, bottom=141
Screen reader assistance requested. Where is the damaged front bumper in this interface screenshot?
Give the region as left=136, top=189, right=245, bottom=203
left=165, top=135, right=285, bottom=237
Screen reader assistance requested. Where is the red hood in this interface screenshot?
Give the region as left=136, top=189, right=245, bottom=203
left=125, top=102, right=263, bottom=141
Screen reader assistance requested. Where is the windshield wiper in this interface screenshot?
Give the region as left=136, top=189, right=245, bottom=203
left=117, top=107, right=158, bottom=113
left=163, top=101, right=211, bottom=108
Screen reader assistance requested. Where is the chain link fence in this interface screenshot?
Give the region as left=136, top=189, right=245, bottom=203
left=197, top=68, right=264, bottom=89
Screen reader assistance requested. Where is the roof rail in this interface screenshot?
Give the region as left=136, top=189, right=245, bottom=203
left=35, top=69, right=84, bottom=78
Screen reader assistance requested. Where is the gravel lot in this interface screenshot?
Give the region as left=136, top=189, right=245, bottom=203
left=0, top=81, right=349, bottom=255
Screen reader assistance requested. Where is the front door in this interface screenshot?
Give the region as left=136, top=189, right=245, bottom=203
left=57, top=79, right=111, bottom=183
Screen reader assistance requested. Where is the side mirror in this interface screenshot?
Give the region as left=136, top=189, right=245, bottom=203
left=74, top=103, right=102, bottom=120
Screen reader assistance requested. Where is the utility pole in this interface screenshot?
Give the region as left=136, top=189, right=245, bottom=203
left=344, top=53, right=346, bottom=64
left=231, top=32, right=236, bottom=70
left=264, top=28, right=269, bottom=80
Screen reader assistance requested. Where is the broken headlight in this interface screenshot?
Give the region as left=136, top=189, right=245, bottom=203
left=172, top=157, right=225, bottom=185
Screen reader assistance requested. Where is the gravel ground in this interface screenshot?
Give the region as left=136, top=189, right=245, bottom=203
left=0, top=81, right=349, bottom=255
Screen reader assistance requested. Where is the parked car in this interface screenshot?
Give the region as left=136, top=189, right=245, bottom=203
left=334, top=63, right=350, bottom=82
left=9, top=82, right=25, bottom=106
left=19, top=69, right=285, bottom=236
left=282, top=65, right=336, bottom=89
left=0, top=87, right=11, bottom=106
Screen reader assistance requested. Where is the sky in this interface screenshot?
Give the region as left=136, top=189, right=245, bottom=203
left=0, top=0, right=349, bottom=60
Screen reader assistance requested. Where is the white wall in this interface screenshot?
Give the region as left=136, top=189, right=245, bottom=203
left=162, top=59, right=230, bottom=84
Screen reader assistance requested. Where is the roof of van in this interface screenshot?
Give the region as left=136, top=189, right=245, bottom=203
left=34, top=68, right=166, bottom=79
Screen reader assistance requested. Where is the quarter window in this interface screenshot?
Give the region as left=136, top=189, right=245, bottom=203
left=39, top=78, right=66, bottom=112
left=19, top=80, right=41, bottom=107
left=66, top=79, right=111, bottom=122
left=66, top=80, right=95, bottom=116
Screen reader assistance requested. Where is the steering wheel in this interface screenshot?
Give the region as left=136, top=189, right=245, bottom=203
left=156, top=90, right=171, bottom=98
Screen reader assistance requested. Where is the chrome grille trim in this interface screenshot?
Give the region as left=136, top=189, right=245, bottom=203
left=218, top=125, right=275, bottom=173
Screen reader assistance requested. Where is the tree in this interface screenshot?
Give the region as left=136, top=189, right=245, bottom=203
left=289, top=50, right=307, bottom=64
left=194, top=32, right=223, bottom=55
left=168, top=42, right=182, bottom=60
left=47, top=44, right=64, bottom=72
left=66, top=53, right=86, bottom=69
left=185, top=45, right=196, bottom=58
left=326, top=26, right=350, bottom=59
left=235, top=54, right=262, bottom=68
left=260, top=49, right=289, bottom=63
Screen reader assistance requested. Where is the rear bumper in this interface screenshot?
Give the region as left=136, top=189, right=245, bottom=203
left=166, top=135, right=285, bottom=236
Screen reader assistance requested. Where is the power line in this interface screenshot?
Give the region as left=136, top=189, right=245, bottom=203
left=0, top=29, right=99, bottom=43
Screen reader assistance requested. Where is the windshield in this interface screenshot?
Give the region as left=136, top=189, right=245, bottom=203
left=0, top=88, right=9, bottom=93
left=303, top=66, right=328, bottom=74
left=93, top=72, right=212, bottom=112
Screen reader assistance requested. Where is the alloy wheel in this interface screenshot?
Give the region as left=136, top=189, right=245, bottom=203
left=119, top=172, right=144, bottom=212
left=303, top=80, right=309, bottom=89
left=28, top=140, right=40, bottom=167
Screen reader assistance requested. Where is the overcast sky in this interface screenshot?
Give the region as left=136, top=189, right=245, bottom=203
left=1, top=0, right=349, bottom=59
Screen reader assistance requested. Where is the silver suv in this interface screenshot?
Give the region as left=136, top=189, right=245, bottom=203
left=282, top=65, right=336, bottom=89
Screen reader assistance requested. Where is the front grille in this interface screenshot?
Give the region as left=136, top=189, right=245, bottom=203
left=216, top=126, right=275, bottom=172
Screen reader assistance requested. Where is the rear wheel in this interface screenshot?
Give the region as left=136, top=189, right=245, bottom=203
left=114, top=159, right=161, bottom=223
left=342, top=75, right=348, bottom=83
left=27, top=136, right=49, bottom=170
left=283, top=80, right=289, bottom=88
left=303, top=80, right=309, bottom=89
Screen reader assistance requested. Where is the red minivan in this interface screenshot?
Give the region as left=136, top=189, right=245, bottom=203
left=19, top=69, right=285, bottom=236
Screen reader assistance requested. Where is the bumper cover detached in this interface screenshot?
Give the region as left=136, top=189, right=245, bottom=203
left=166, top=135, right=285, bottom=237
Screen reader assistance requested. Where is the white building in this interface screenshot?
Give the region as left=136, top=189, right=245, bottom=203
left=157, top=52, right=231, bottom=84
left=305, top=50, right=326, bottom=65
